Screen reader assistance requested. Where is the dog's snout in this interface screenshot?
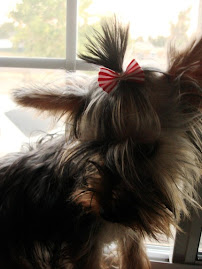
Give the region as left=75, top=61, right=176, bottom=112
left=99, top=207, right=116, bottom=222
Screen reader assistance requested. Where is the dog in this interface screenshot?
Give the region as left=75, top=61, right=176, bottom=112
left=0, top=18, right=201, bottom=269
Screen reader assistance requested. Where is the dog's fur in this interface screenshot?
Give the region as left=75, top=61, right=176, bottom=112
left=0, top=19, right=201, bottom=269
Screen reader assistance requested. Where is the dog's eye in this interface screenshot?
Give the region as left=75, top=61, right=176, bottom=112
left=138, top=142, right=158, bottom=158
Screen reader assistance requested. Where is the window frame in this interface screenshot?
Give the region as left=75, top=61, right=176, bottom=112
left=0, top=0, right=93, bottom=71
left=172, top=185, right=202, bottom=266
left=0, top=0, right=201, bottom=268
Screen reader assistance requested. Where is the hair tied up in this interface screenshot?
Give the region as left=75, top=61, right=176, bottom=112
left=98, top=59, right=144, bottom=93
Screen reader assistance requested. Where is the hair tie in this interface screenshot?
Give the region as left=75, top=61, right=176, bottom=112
left=98, top=59, right=144, bottom=93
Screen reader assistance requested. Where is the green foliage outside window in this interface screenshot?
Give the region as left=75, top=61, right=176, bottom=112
left=0, top=1, right=191, bottom=57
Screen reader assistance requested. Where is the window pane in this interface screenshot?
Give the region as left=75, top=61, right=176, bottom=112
left=0, top=68, right=66, bottom=156
left=197, top=230, right=202, bottom=261
left=78, top=0, right=200, bottom=69
left=0, top=0, right=66, bottom=58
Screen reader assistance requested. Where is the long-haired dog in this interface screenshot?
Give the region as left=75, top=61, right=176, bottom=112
left=0, top=18, right=201, bottom=269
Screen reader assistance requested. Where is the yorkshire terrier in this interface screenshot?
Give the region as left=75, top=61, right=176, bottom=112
left=0, top=18, right=201, bottom=269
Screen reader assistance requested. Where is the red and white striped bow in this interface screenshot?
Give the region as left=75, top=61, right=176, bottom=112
left=98, top=59, right=144, bottom=93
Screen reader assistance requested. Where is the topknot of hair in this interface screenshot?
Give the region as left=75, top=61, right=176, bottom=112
left=78, top=17, right=129, bottom=73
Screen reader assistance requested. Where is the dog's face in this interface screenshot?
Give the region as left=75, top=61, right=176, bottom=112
left=12, top=20, right=201, bottom=238
left=47, top=73, right=199, bottom=240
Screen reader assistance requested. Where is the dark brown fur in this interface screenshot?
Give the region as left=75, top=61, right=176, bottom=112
left=0, top=18, right=201, bottom=269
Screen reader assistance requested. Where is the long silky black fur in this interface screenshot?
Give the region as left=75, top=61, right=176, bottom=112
left=79, top=18, right=129, bottom=72
left=0, top=137, right=103, bottom=268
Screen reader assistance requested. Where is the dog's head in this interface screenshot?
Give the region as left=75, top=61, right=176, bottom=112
left=13, top=18, right=201, bottom=238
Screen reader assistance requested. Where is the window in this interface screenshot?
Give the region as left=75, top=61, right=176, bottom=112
left=198, top=232, right=202, bottom=261
left=0, top=0, right=201, bottom=268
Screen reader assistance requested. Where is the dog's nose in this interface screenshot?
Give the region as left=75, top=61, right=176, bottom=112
left=100, top=207, right=110, bottom=221
left=99, top=207, right=108, bottom=219
left=99, top=207, right=117, bottom=223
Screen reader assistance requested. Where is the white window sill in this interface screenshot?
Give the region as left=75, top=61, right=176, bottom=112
left=151, top=261, right=202, bottom=269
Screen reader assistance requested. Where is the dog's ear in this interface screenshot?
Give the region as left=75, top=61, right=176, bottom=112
left=168, top=38, right=202, bottom=110
left=12, top=75, right=87, bottom=115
